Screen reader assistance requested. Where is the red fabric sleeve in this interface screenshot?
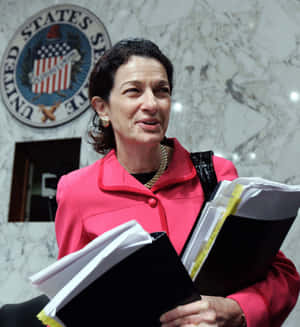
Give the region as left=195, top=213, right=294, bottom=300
left=213, top=156, right=300, bottom=326
left=228, top=245, right=300, bottom=327
left=212, top=155, right=239, bottom=182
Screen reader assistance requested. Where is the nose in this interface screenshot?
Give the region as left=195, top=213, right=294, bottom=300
left=140, top=89, right=158, bottom=113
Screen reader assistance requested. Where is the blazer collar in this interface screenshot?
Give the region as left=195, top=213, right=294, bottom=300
left=98, top=138, right=197, bottom=194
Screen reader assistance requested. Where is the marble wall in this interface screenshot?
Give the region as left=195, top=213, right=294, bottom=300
left=0, top=0, right=300, bottom=325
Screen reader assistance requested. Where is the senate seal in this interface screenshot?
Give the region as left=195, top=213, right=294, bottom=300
left=0, top=4, right=111, bottom=128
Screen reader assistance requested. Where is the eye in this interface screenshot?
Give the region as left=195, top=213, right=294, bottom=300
left=160, top=87, right=170, bottom=94
left=124, top=88, right=140, bottom=94
left=155, top=86, right=170, bottom=97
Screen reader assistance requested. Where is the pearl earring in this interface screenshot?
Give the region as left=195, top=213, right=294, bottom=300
left=101, top=117, right=110, bottom=128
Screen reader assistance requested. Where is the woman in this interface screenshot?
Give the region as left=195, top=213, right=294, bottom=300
left=55, top=38, right=300, bottom=327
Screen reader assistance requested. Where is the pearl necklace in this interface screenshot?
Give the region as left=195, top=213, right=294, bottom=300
left=144, top=144, right=168, bottom=189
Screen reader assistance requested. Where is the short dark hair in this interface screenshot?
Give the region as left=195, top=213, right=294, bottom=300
left=88, top=38, right=174, bottom=155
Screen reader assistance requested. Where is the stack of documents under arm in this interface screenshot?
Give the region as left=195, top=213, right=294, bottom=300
left=30, top=177, right=300, bottom=326
left=30, top=220, right=200, bottom=327
left=181, top=177, right=300, bottom=296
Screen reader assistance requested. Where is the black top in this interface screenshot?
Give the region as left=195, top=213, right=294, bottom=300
left=131, top=171, right=156, bottom=185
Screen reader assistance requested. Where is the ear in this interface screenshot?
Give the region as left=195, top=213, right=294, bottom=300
left=91, top=96, right=109, bottom=119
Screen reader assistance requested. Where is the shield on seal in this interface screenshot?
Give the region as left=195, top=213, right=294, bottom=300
left=31, top=25, right=73, bottom=94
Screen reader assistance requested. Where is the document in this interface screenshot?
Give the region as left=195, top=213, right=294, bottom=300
left=181, top=177, right=300, bottom=296
left=30, top=220, right=152, bottom=298
left=30, top=221, right=199, bottom=327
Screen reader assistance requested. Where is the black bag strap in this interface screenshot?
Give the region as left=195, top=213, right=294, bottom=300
left=190, top=151, right=218, bottom=202
left=180, top=151, right=218, bottom=258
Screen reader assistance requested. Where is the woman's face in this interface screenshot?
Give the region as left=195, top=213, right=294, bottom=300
left=95, top=55, right=171, bottom=151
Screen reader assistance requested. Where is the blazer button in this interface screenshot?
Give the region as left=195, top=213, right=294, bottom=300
left=148, top=198, right=157, bottom=208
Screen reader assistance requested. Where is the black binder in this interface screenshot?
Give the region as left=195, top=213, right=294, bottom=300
left=56, top=232, right=200, bottom=327
left=193, top=214, right=295, bottom=296
left=180, top=179, right=298, bottom=297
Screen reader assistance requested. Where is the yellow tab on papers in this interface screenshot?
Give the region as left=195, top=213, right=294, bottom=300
left=190, top=184, right=244, bottom=280
left=37, top=310, right=64, bottom=327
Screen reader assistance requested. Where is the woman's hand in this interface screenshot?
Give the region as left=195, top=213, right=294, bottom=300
left=160, top=296, right=246, bottom=327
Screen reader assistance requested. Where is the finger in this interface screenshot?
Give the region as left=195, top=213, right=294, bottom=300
left=161, top=313, right=199, bottom=327
left=160, top=301, right=210, bottom=323
left=161, top=309, right=217, bottom=327
left=182, top=324, right=218, bottom=327
left=162, top=322, right=218, bottom=327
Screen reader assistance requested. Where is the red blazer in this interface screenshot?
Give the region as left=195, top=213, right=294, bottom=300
left=55, top=138, right=300, bottom=327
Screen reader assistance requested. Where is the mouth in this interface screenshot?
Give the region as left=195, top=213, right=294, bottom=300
left=142, top=121, right=158, bottom=125
left=138, top=119, right=160, bottom=125
left=137, top=119, right=161, bottom=131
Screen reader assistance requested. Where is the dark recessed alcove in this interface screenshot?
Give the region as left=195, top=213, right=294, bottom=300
left=9, top=138, right=81, bottom=222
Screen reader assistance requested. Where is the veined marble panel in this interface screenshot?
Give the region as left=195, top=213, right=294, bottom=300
left=0, top=1, right=299, bottom=326
left=0, top=222, right=58, bottom=306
